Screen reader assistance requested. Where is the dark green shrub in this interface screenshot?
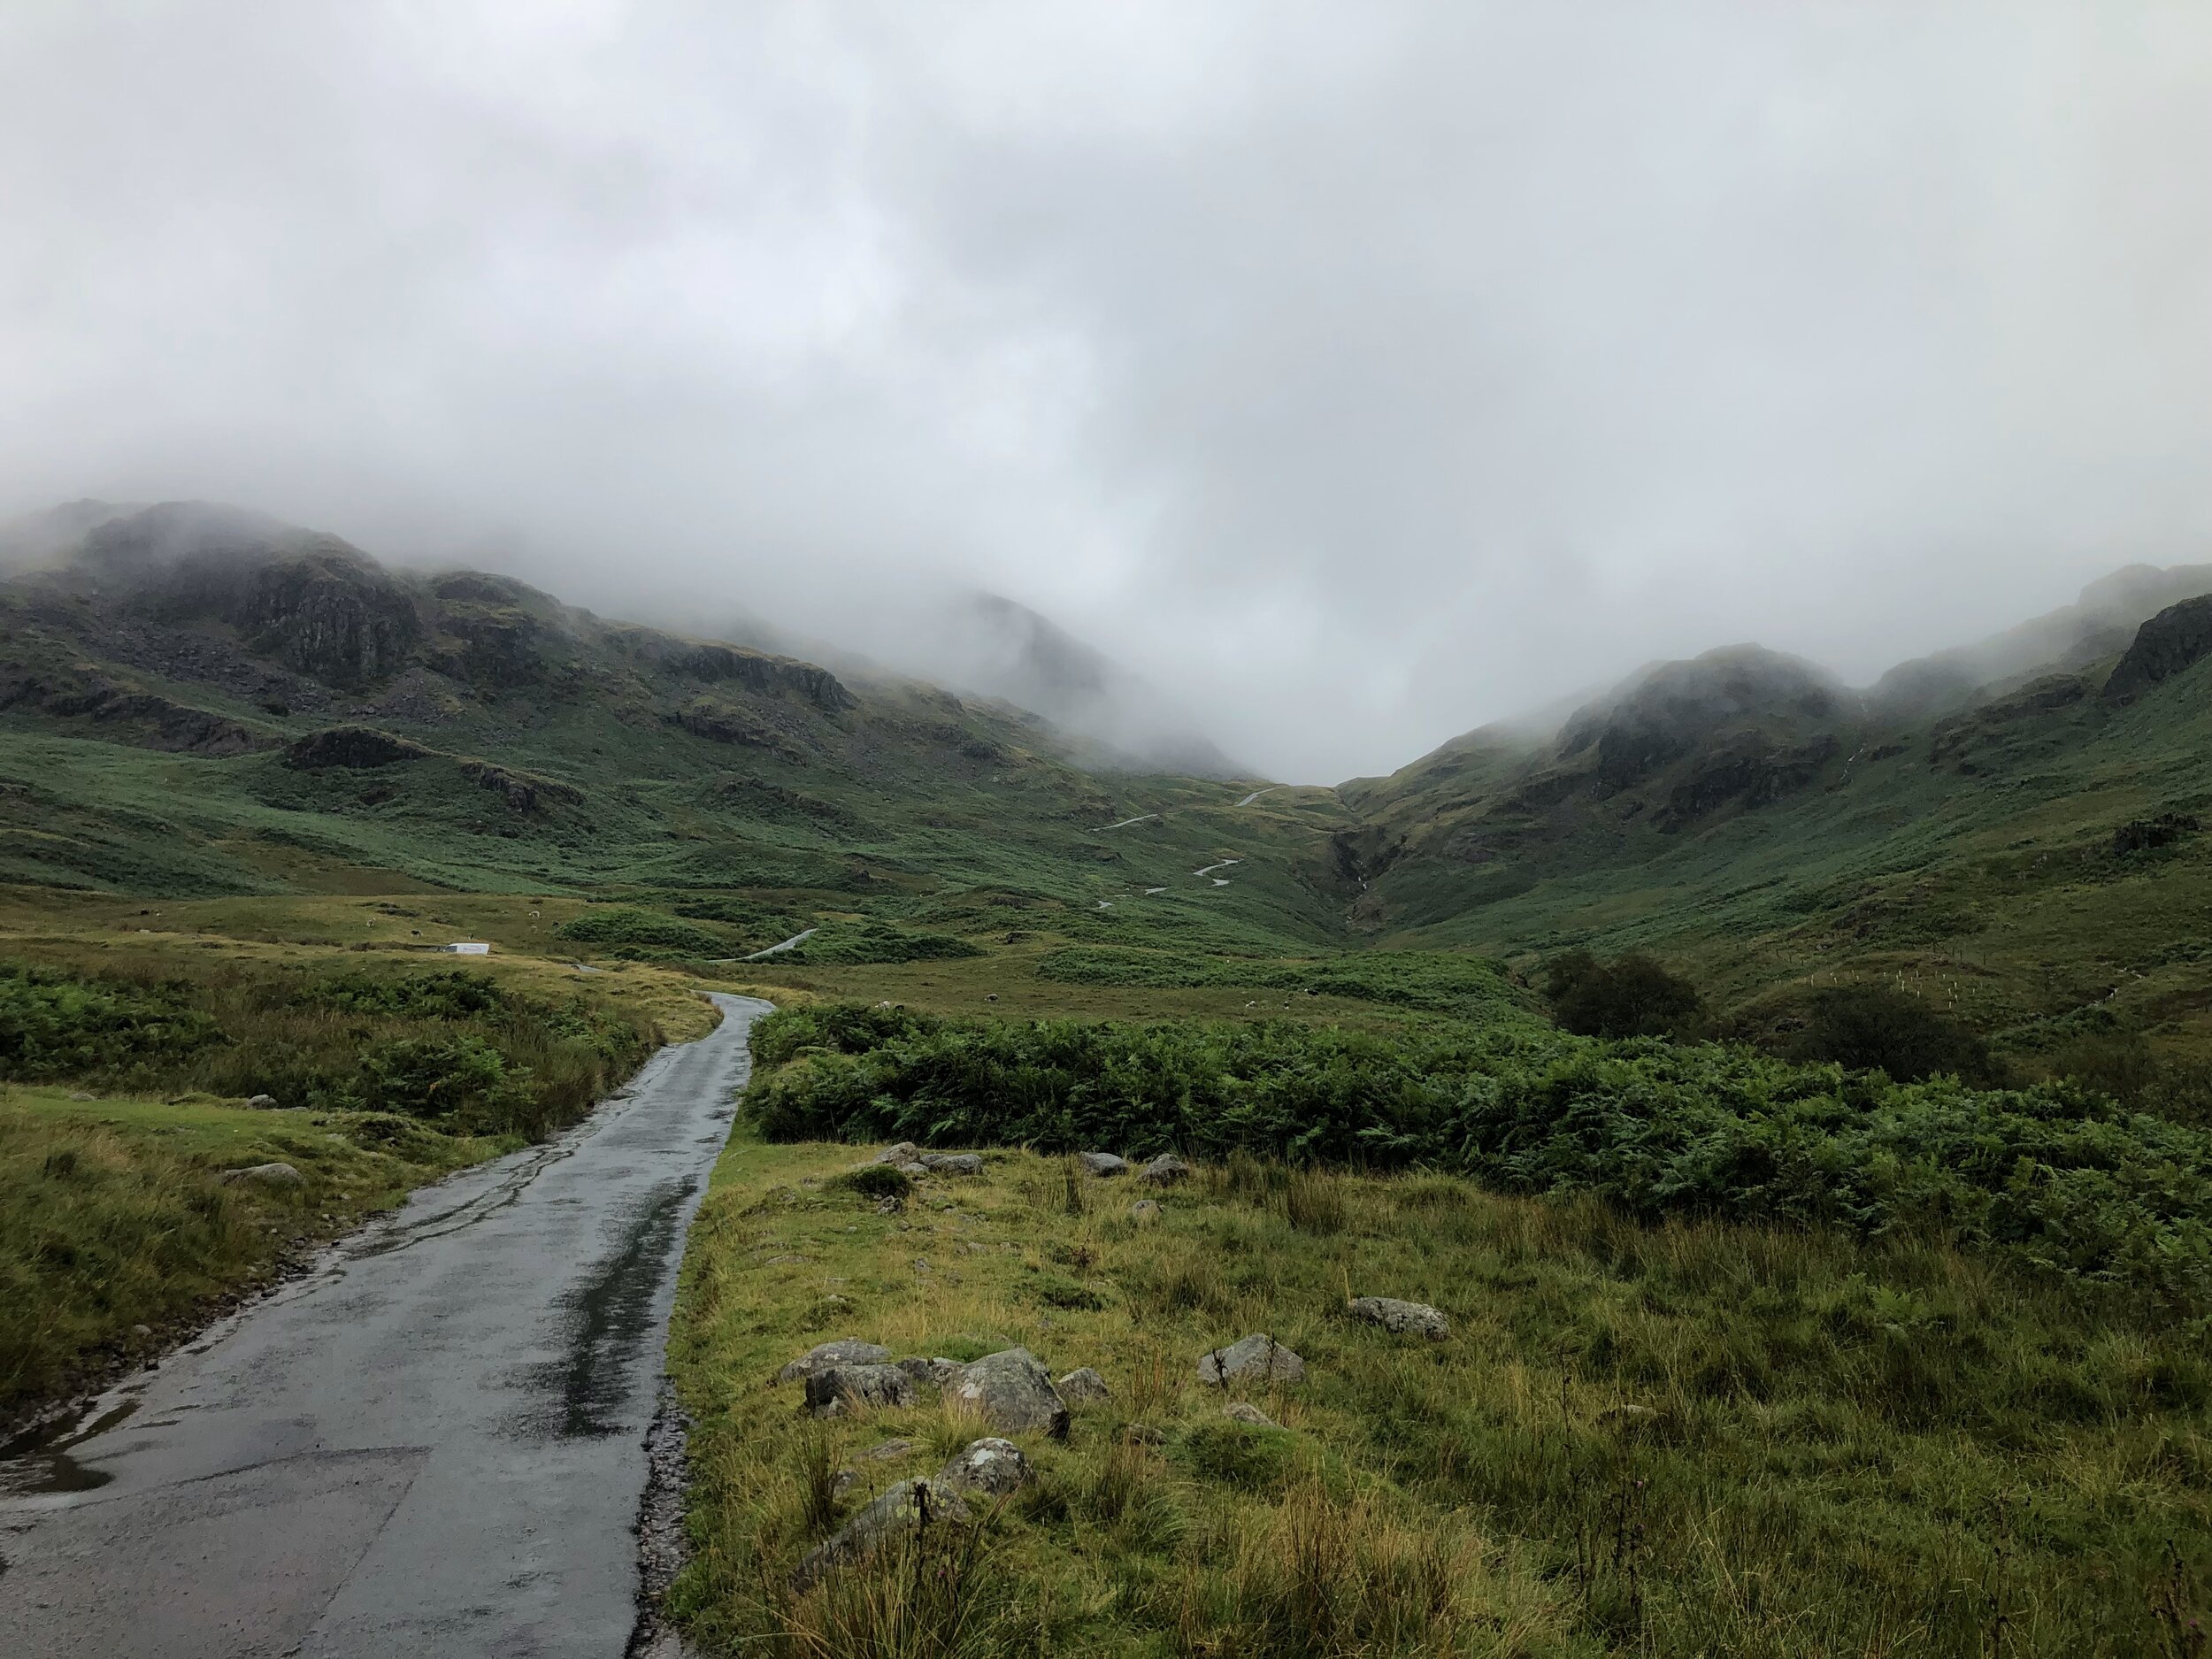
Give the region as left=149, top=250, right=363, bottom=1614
left=831, top=1163, right=910, bottom=1201
left=1787, top=985, right=1995, bottom=1084
left=0, top=964, right=224, bottom=1079
left=557, top=908, right=726, bottom=956
left=296, top=970, right=506, bottom=1019
left=1553, top=954, right=1703, bottom=1039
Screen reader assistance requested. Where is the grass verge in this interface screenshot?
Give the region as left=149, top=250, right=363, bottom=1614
left=666, top=1131, right=2211, bottom=1658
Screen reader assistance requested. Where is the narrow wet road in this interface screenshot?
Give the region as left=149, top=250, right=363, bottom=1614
left=0, top=992, right=770, bottom=1659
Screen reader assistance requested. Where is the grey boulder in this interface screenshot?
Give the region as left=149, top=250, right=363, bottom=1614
left=1223, top=1401, right=1279, bottom=1428
left=1056, top=1366, right=1110, bottom=1403
left=779, top=1339, right=891, bottom=1384
left=920, top=1152, right=984, bottom=1176
left=1197, top=1333, right=1306, bottom=1386
left=792, top=1478, right=970, bottom=1590
left=936, top=1437, right=1033, bottom=1497
left=1130, top=1199, right=1162, bottom=1223
left=1348, top=1296, right=1449, bottom=1341
left=244, top=1093, right=280, bottom=1110
left=221, top=1162, right=303, bottom=1187
left=1140, top=1153, right=1191, bottom=1186
left=804, top=1363, right=917, bottom=1417
left=947, top=1348, right=1071, bottom=1440
left=867, top=1141, right=920, bottom=1165
left=895, top=1356, right=962, bottom=1392
left=1077, top=1152, right=1127, bottom=1176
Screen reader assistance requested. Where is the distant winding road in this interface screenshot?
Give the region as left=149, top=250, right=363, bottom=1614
left=0, top=993, right=771, bottom=1659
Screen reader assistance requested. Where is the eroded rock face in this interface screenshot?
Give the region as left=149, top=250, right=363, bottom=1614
left=1347, top=1296, right=1449, bottom=1341
left=1078, top=1152, right=1127, bottom=1177
left=285, top=726, right=430, bottom=770
left=2106, top=594, right=2212, bottom=703
left=947, top=1348, right=1070, bottom=1440
left=1197, top=1334, right=1305, bottom=1387
left=778, top=1339, right=892, bottom=1384
left=803, top=1363, right=916, bottom=1418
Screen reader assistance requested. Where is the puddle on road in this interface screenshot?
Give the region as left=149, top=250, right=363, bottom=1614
left=526, top=1174, right=698, bottom=1440
left=0, top=1395, right=140, bottom=1496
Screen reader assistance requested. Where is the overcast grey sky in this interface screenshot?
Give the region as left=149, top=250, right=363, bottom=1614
left=4, top=3, right=2209, bottom=780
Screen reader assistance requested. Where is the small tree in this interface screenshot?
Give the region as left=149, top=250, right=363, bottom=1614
left=1553, top=954, right=1703, bottom=1040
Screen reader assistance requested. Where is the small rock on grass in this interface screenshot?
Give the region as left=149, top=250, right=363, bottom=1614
left=792, top=1478, right=971, bottom=1590
left=919, top=1152, right=984, bottom=1176
left=937, top=1437, right=1032, bottom=1497
left=1130, top=1199, right=1162, bottom=1222
left=780, top=1339, right=892, bottom=1384
left=245, top=1093, right=279, bottom=1110
left=1347, top=1296, right=1449, bottom=1341
left=1223, top=1402, right=1279, bottom=1428
left=1056, top=1366, right=1110, bottom=1402
left=948, top=1348, right=1071, bottom=1439
left=895, top=1356, right=961, bottom=1392
left=804, top=1363, right=916, bottom=1417
left=1078, top=1152, right=1127, bottom=1176
left=1197, top=1333, right=1305, bottom=1386
left=1140, top=1153, right=1190, bottom=1186
left=860, top=1438, right=917, bottom=1462
left=867, top=1142, right=920, bottom=1165
left=221, top=1162, right=303, bottom=1187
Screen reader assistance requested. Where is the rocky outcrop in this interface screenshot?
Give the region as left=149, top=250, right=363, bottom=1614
left=2114, top=814, right=2200, bottom=855
left=641, top=638, right=855, bottom=712
left=285, top=726, right=430, bottom=770
left=669, top=698, right=810, bottom=762
left=456, top=758, right=584, bottom=813
left=1655, top=735, right=1836, bottom=830
left=2104, top=595, right=2212, bottom=703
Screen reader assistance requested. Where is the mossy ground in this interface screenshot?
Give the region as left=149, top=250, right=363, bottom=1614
left=667, top=1132, right=2212, bottom=1658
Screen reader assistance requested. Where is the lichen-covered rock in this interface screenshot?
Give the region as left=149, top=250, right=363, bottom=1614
left=1056, top=1367, right=1110, bottom=1403
left=791, top=1478, right=971, bottom=1590
left=1077, top=1152, right=1127, bottom=1176
left=936, top=1438, right=1033, bottom=1497
left=1348, top=1296, right=1449, bottom=1341
left=947, top=1348, right=1071, bottom=1440
left=919, top=1152, right=984, bottom=1176
left=1223, top=1402, right=1279, bottom=1428
left=779, top=1339, right=892, bottom=1384
left=1140, top=1153, right=1191, bottom=1186
left=1197, top=1334, right=1305, bottom=1386
left=804, top=1363, right=916, bottom=1417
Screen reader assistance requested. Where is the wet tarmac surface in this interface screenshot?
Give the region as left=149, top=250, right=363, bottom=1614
left=0, top=993, right=768, bottom=1658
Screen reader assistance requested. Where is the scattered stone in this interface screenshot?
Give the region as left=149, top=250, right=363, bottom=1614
left=221, top=1162, right=304, bottom=1187
left=1223, top=1401, right=1279, bottom=1428
left=244, top=1094, right=280, bottom=1110
left=897, top=1161, right=929, bottom=1177
left=868, top=1142, right=921, bottom=1165
left=860, top=1438, right=917, bottom=1463
left=131, top=1324, right=153, bottom=1338
left=947, top=1348, right=1071, bottom=1440
left=792, top=1478, right=971, bottom=1590
left=1077, top=1152, right=1127, bottom=1177
left=1140, top=1153, right=1191, bottom=1187
left=1130, top=1200, right=1162, bottom=1223
left=831, top=1468, right=860, bottom=1498
left=66, top=1091, right=95, bottom=1102
left=936, top=1437, right=1033, bottom=1497
left=1348, top=1296, right=1449, bottom=1341
left=1197, top=1334, right=1306, bottom=1387
left=1056, top=1366, right=1110, bottom=1403
left=919, top=1152, right=984, bottom=1176
left=803, top=1363, right=917, bottom=1418
left=874, top=1196, right=902, bottom=1215
left=912, top=1257, right=933, bottom=1273
left=895, top=1356, right=961, bottom=1392
left=779, top=1339, right=892, bottom=1384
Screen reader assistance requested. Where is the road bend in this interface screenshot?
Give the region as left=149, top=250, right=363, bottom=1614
left=0, top=992, right=772, bottom=1659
